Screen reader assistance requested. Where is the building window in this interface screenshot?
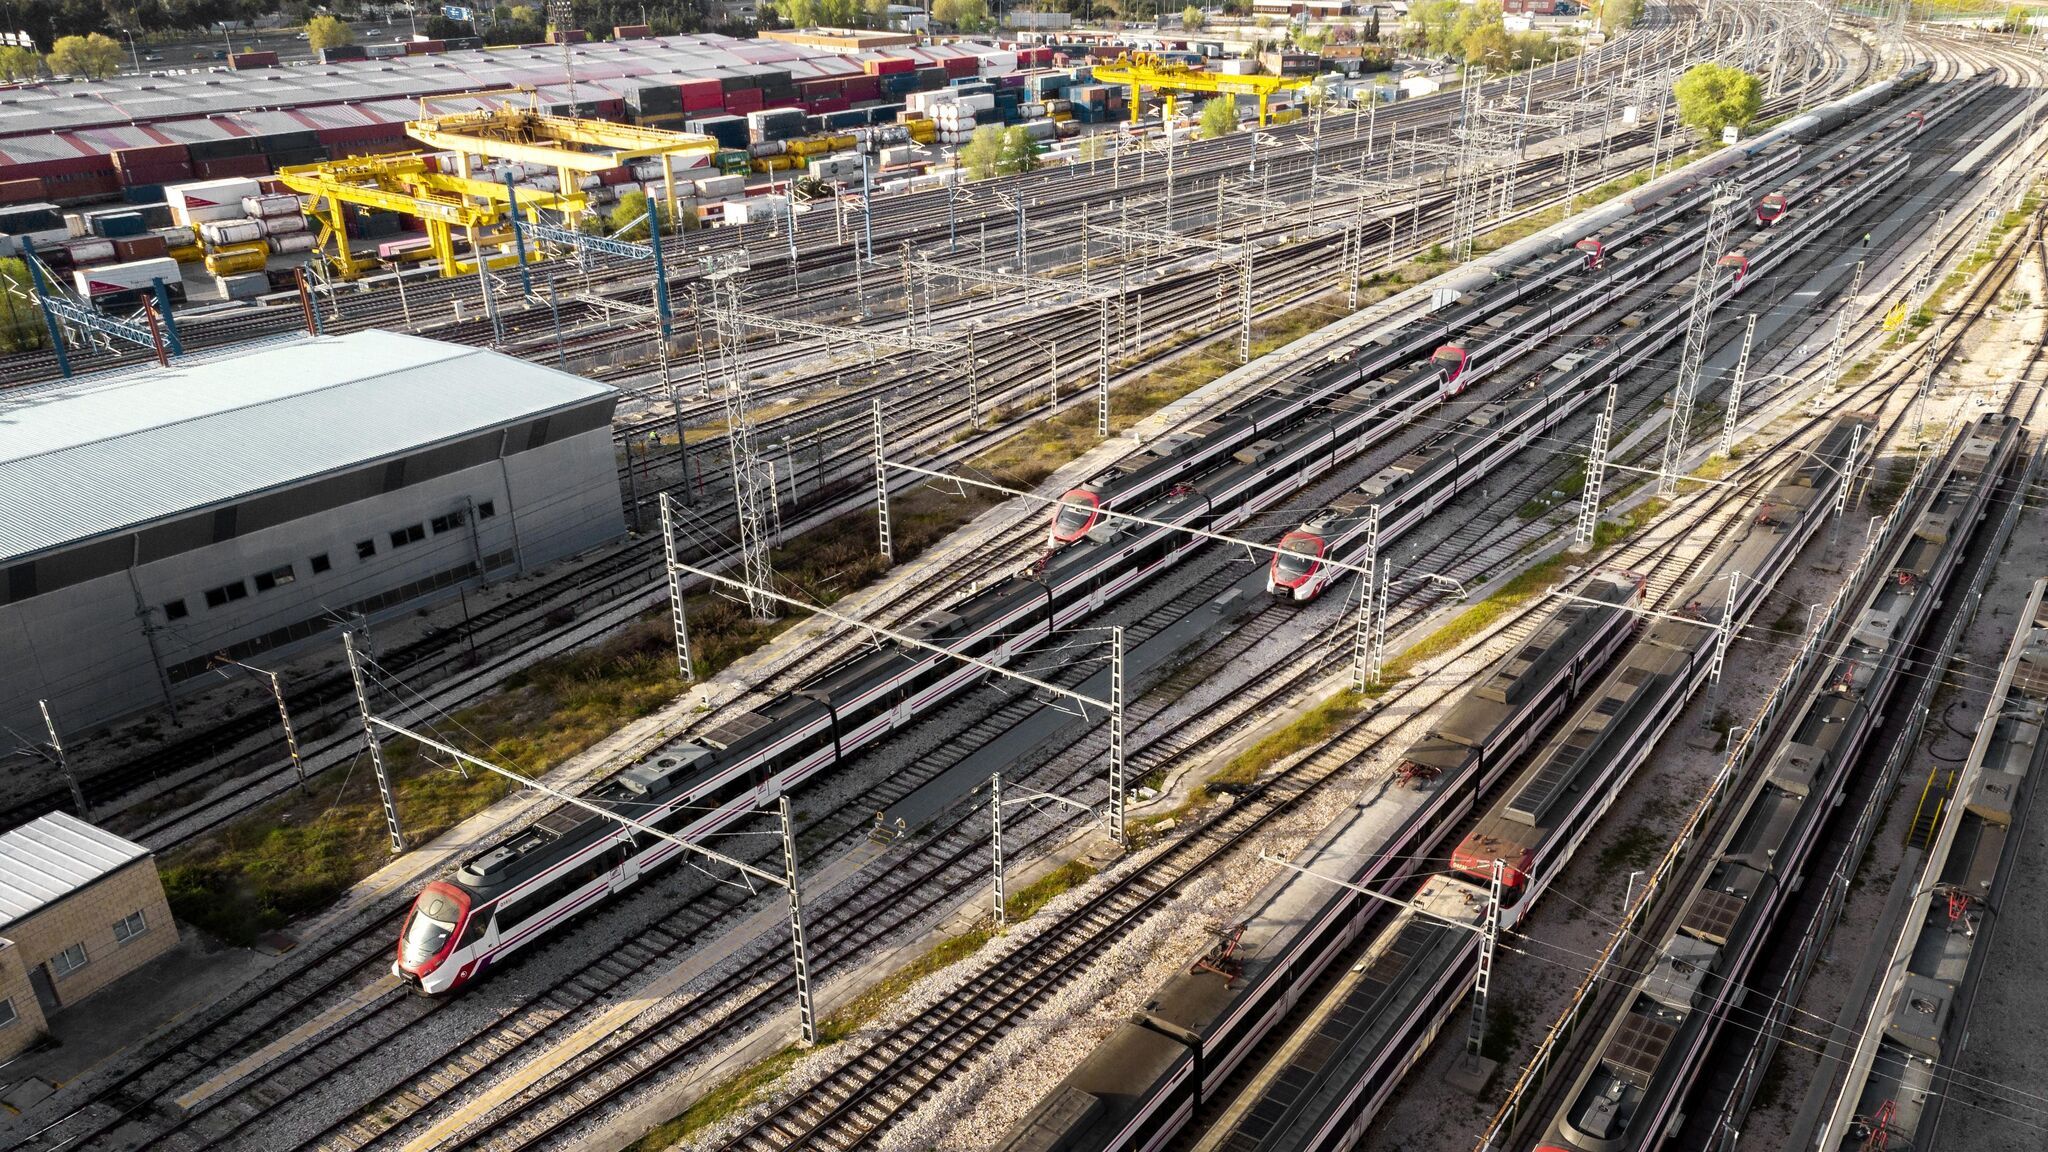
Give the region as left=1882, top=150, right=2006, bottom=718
left=310, top=553, right=332, bottom=574
left=48, top=942, right=88, bottom=978
left=0, top=997, right=14, bottom=1029
left=203, top=580, right=248, bottom=609
left=430, top=510, right=466, bottom=535
left=252, top=565, right=295, bottom=593
left=356, top=539, right=377, bottom=560
left=112, top=910, right=148, bottom=944
left=162, top=599, right=189, bottom=621
left=477, top=500, right=496, bottom=520
left=389, top=524, right=425, bottom=548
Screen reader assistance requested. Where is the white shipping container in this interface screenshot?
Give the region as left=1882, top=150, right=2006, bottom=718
left=261, top=214, right=309, bottom=237
left=807, top=155, right=865, bottom=182
left=64, top=213, right=88, bottom=238
left=199, top=218, right=266, bottom=246
left=880, top=145, right=919, bottom=167
left=0, top=227, right=71, bottom=257
left=694, top=174, right=747, bottom=198
left=242, top=193, right=302, bottom=218
left=64, top=238, right=116, bottom=264
left=154, top=225, right=196, bottom=246
left=165, top=178, right=264, bottom=226
left=958, top=93, right=996, bottom=113
left=268, top=233, right=316, bottom=254
left=722, top=197, right=789, bottom=225
left=73, top=256, right=181, bottom=297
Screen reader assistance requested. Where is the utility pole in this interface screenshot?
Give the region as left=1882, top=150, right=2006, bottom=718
left=1812, top=260, right=1866, bottom=416
left=1659, top=184, right=1741, bottom=495
left=705, top=258, right=778, bottom=620
left=780, top=795, right=818, bottom=1046
left=1098, top=299, right=1113, bottom=437
left=342, top=631, right=406, bottom=854
left=218, top=658, right=306, bottom=791
left=659, top=493, right=694, bottom=683
left=1450, top=69, right=1488, bottom=263
left=1718, top=315, right=1758, bottom=458
left=1577, top=379, right=1619, bottom=547
left=37, top=700, right=86, bottom=817
left=1351, top=505, right=1381, bottom=692
left=873, top=399, right=893, bottom=565
left=1471, top=859, right=1505, bottom=1055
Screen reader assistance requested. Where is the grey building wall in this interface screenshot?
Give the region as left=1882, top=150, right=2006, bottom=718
left=0, top=424, right=622, bottom=737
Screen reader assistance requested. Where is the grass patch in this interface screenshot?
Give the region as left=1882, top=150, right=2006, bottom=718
left=1592, top=498, right=1667, bottom=550
left=1596, top=822, right=1663, bottom=872
left=1196, top=690, right=1365, bottom=805
left=629, top=860, right=1097, bottom=1151
left=1481, top=993, right=1527, bottom=1063
left=1520, top=464, right=1588, bottom=518
left=1387, top=552, right=1576, bottom=677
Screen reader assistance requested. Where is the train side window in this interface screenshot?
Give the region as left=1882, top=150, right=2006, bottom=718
left=457, top=910, right=491, bottom=948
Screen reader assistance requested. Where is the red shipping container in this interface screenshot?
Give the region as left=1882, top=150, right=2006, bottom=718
left=806, top=97, right=850, bottom=114
left=113, top=234, right=170, bottom=262
left=867, top=57, right=914, bottom=76
left=227, top=51, right=280, bottom=70
left=942, top=56, right=978, bottom=78
left=614, top=24, right=653, bottom=38
left=724, top=87, right=763, bottom=113
left=800, top=79, right=845, bottom=99
left=405, top=39, right=446, bottom=55
left=0, top=177, right=46, bottom=204
left=843, top=75, right=880, bottom=100
left=598, top=166, right=633, bottom=185
left=680, top=78, right=725, bottom=109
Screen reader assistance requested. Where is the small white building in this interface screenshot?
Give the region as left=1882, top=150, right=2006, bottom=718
left=0, top=331, right=624, bottom=736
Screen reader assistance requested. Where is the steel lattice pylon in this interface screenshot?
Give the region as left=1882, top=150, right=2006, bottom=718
left=1449, top=72, right=1489, bottom=264
left=1658, top=184, right=1741, bottom=495
left=706, top=259, right=779, bottom=620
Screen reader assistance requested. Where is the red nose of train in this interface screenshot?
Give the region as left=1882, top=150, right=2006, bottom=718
left=1270, top=531, right=1327, bottom=590
left=1450, top=835, right=1532, bottom=889
left=397, top=881, right=472, bottom=986
left=1050, top=489, right=1102, bottom=544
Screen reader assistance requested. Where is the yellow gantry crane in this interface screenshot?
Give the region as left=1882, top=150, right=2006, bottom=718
left=1092, top=52, right=1314, bottom=127
left=278, top=88, right=719, bottom=279
left=276, top=153, right=586, bottom=279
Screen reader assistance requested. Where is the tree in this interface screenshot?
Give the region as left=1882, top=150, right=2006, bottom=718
left=0, top=257, right=49, bottom=353
left=999, top=125, right=1040, bottom=174
left=1199, top=95, right=1238, bottom=139
left=959, top=125, right=1004, bottom=180
left=0, top=45, right=39, bottom=81
left=305, top=15, right=353, bottom=51
left=46, top=32, right=122, bottom=78
left=865, top=0, right=892, bottom=27
left=608, top=190, right=670, bottom=240
left=2005, top=5, right=2031, bottom=33
left=1600, top=0, right=1646, bottom=35
left=1182, top=4, right=1203, bottom=29
left=933, top=0, right=990, bottom=30
left=1673, top=61, right=1762, bottom=140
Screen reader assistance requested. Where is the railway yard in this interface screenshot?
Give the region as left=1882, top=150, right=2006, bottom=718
left=3, top=4, right=2048, bottom=1152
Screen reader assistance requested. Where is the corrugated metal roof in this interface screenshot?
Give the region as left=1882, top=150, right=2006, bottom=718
left=0, top=330, right=618, bottom=565
left=0, top=813, right=150, bottom=929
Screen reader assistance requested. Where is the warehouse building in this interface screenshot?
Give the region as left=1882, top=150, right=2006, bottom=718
left=0, top=330, right=624, bottom=737
left=0, top=814, right=175, bottom=1060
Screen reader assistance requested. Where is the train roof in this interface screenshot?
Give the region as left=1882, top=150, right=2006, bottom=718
left=1503, top=640, right=1694, bottom=827
left=1225, top=881, right=1483, bottom=1151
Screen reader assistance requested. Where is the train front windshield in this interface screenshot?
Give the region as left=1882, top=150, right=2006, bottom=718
left=400, top=890, right=461, bottom=966
left=1274, top=535, right=1322, bottom=583
left=1053, top=491, right=1099, bottom=539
